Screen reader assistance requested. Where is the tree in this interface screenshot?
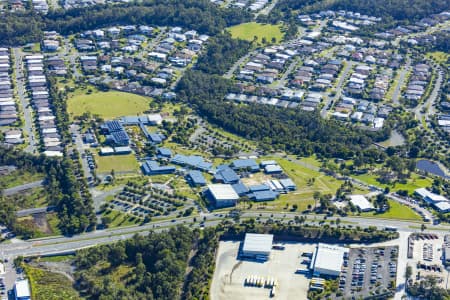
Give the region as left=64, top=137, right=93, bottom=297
left=405, top=265, right=412, bottom=280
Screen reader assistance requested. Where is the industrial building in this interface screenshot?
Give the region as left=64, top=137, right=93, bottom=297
left=14, top=279, right=31, bottom=300
left=349, top=195, right=374, bottom=212
left=186, top=170, right=207, bottom=186
left=214, top=166, right=240, bottom=184
left=141, top=160, right=176, bottom=175
left=241, top=233, right=274, bottom=260
left=310, top=243, right=348, bottom=277
left=206, top=184, right=239, bottom=208
left=171, top=154, right=213, bottom=172
left=415, top=188, right=450, bottom=212
left=249, top=190, right=279, bottom=201
left=231, top=158, right=260, bottom=172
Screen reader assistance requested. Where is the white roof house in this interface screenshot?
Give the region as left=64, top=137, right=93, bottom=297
left=349, top=195, right=374, bottom=211
left=310, top=243, right=348, bottom=277
left=242, top=233, right=274, bottom=258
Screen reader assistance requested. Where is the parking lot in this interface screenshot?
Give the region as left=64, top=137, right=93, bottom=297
left=339, top=246, right=398, bottom=298
left=210, top=241, right=315, bottom=300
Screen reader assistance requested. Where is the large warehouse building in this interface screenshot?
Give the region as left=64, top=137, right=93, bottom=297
left=310, top=243, right=348, bottom=277
left=206, top=184, right=239, bottom=208
left=241, top=233, right=274, bottom=260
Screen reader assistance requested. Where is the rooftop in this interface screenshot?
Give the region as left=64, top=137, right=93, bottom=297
left=243, top=233, right=274, bottom=254
left=208, top=184, right=239, bottom=200
left=311, top=243, right=348, bottom=275
left=349, top=195, right=374, bottom=211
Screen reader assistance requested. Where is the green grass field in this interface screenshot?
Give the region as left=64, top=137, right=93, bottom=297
left=359, top=200, right=421, bottom=221
left=259, top=157, right=343, bottom=211
left=426, top=51, right=449, bottom=66
left=67, top=91, right=151, bottom=120
left=103, top=209, right=141, bottom=228
left=0, top=170, right=44, bottom=189
left=25, top=265, right=80, bottom=300
left=354, top=172, right=433, bottom=194
left=228, top=22, right=284, bottom=44
left=95, top=154, right=140, bottom=174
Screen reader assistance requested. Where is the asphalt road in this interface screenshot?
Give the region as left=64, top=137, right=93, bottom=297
left=16, top=206, right=55, bottom=218
left=392, top=56, right=411, bottom=105
left=13, top=48, right=37, bottom=153
left=69, top=124, right=91, bottom=179
left=2, top=180, right=44, bottom=196
left=320, top=61, right=354, bottom=118
left=414, top=66, right=443, bottom=120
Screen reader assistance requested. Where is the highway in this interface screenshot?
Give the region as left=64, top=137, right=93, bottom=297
left=0, top=210, right=441, bottom=259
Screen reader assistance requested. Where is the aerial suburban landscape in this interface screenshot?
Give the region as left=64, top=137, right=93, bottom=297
left=0, top=0, right=449, bottom=299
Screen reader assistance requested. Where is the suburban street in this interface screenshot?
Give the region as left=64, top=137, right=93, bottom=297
left=391, top=56, right=411, bottom=105
left=414, top=66, right=443, bottom=120
left=69, top=124, right=91, bottom=179
left=320, top=61, right=354, bottom=118
left=13, top=48, right=37, bottom=153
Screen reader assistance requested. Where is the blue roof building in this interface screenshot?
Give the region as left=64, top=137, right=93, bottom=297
left=101, top=120, right=124, bottom=133
left=149, top=133, right=165, bottom=144
left=106, top=130, right=130, bottom=146
left=102, top=120, right=130, bottom=146
left=248, top=184, right=271, bottom=192
left=141, top=160, right=176, bottom=175
left=171, top=154, right=213, bottom=172
left=249, top=190, right=279, bottom=202
left=214, top=167, right=240, bottom=184
left=232, top=182, right=249, bottom=196
left=231, top=159, right=260, bottom=172
left=186, top=170, right=207, bottom=186
left=157, top=147, right=172, bottom=158
left=280, top=178, right=297, bottom=191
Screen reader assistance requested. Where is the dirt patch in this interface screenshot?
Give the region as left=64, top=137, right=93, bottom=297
left=33, top=213, right=52, bottom=234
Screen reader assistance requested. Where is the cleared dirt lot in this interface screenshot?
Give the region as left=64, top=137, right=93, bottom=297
left=210, top=240, right=315, bottom=300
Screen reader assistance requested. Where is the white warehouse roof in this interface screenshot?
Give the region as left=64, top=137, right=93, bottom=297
left=243, top=233, right=274, bottom=254
left=310, top=243, right=348, bottom=276
left=349, top=195, right=374, bottom=211
left=15, top=279, right=31, bottom=298
left=207, top=184, right=239, bottom=200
